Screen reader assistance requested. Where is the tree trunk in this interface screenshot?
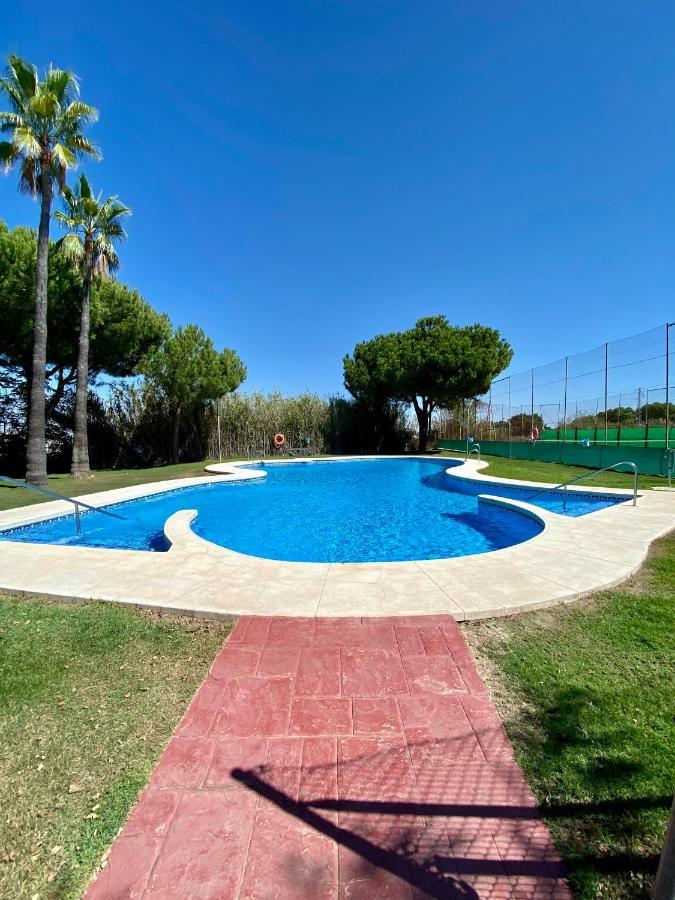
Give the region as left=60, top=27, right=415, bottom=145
left=25, top=164, right=52, bottom=487
left=414, top=398, right=429, bottom=452
left=70, top=243, right=94, bottom=479
left=45, top=367, right=76, bottom=418
left=172, top=405, right=181, bottom=463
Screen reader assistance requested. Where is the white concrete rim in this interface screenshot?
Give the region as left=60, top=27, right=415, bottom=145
left=0, top=455, right=672, bottom=620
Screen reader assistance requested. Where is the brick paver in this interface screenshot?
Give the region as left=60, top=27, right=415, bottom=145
left=86, top=616, right=572, bottom=899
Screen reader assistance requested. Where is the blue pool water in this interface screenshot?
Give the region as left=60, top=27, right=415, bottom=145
left=0, top=458, right=629, bottom=562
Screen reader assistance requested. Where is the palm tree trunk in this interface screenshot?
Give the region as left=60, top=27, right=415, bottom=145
left=25, top=165, right=51, bottom=487
left=70, top=243, right=93, bottom=479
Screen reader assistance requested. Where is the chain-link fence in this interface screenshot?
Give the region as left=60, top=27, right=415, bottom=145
left=437, top=322, right=675, bottom=448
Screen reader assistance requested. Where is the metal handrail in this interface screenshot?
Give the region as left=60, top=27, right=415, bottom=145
left=466, top=443, right=481, bottom=461
left=667, top=448, right=675, bottom=489
left=0, top=475, right=125, bottom=535
left=521, top=461, right=639, bottom=509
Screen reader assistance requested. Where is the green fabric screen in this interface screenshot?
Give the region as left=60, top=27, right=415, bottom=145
left=436, top=439, right=674, bottom=476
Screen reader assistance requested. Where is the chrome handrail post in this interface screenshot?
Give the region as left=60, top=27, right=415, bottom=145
left=519, top=461, right=640, bottom=506
left=0, top=474, right=125, bottom=536
left=631, top=462, right=638, bottom=506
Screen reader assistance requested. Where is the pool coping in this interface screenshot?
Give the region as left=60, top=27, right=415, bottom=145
left=0, top=455, right=672, bottom=620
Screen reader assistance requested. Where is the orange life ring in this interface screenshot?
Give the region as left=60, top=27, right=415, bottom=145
left=273, top=433, right=286, bottom=447
left=530, top=426, right=539, bottom=441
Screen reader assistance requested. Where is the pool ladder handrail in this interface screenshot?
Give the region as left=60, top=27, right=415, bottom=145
left=667, top=448, right=675, bottom=489
left=466, top=443, right=481, bottom=462
left=520, top=461, right=639, bottom=510
left=0, top=474, right=126, bottom=535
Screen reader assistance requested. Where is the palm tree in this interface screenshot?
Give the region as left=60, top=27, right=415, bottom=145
left=0, top=55, right=99, bottom=486
left=55, top=175, right=131, bottom=478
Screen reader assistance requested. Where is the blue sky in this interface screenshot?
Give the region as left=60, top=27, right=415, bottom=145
left=1, top=1, right=674, bottom=396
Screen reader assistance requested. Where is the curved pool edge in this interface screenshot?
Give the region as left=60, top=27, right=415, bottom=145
left=442, top=456, right=636, bottom=500
left=172, top=457, right=552, bottom=566
left=0, top=455, right=673, bottom=621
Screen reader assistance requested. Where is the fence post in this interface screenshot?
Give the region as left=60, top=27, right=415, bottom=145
left=604, top=342, right=608, bottom=445
left=508, top=377, right=512, bottom=460
left=563, top=356, right=568, bottom=443
left=531, top=368, right=535, bottom=436
left=488, top=385, right=492, bottom=440
left=667, top=322, right=671, bottom=451
left=557, top=401, right=561, bottom=440
left=217, top=400, right=222, bottom=462
left=617, top=392, right=622, bottom=447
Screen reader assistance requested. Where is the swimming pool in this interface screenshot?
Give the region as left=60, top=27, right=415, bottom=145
left=0, top=458, right=630, bottom=563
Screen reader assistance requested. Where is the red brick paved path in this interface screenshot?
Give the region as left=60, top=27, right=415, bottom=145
left=87, top=616, right=571, bottom=899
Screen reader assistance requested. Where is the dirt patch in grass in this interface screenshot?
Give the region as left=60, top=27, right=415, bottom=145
left=0, top=593, right=233, bottom=899
left=461, top=533, right=675, bottom=899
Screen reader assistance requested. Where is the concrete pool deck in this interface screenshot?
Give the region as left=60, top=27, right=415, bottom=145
left=0, top=456, right=673, bottom=620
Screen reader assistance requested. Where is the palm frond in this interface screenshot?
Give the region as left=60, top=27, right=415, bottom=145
left=55, top=175, right=129, bottom=277
left=54, top=161, right=68, bottom=192
left=13, top=127, right=41, bottom=158
left=0, top=111, right=25, bottom=130
left=104, top=198, right=132, bottom=219
left=52, top=142, right=77, bottom=170
left=77, top=173, right=92, bottom=199
left=93, top=238, right=119, bottom=276
left=7, top=56, right=37, bottom=100
left=61, top=100, right=98, bottom=126
left=0, top=57, right=99, bottom=197
left=0, top=140, right=18, bottom=169
left=0, top=76, right=28, bottom=115
left=29, top=90, right=59, bottom=120
left=65, top=133, right=101, bottom=160
left=55, top=231, right=85, bottom=263
left=60, top=183, right=77, bottom=209
left=44, top=66, right=78, bottom=102
left=53, top=210, right=78, bottom=229
left=101, top=222, right=127, bottom=240
left=18, top=157, right=38, bottom=195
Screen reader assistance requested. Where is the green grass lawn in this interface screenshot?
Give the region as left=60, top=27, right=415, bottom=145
left=438, top=449, right=669, bottom=490
left=463, top=533, right=675, bottom=899
left=0, top=460, right=222, bottom=512
left=0, top=597, right=232, bottom=899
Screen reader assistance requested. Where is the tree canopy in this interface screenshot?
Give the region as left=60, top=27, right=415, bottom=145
left=141, top=323, right=246, bottom=461
left=344, top=315, right=512, bottom=450
left=0, top=55, right=99, bottom=191
left=509, top=412, right=544, bottom=436
left=55, top=174, right=131, bottom=277
left=0, top=219, right=170, bottom=399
